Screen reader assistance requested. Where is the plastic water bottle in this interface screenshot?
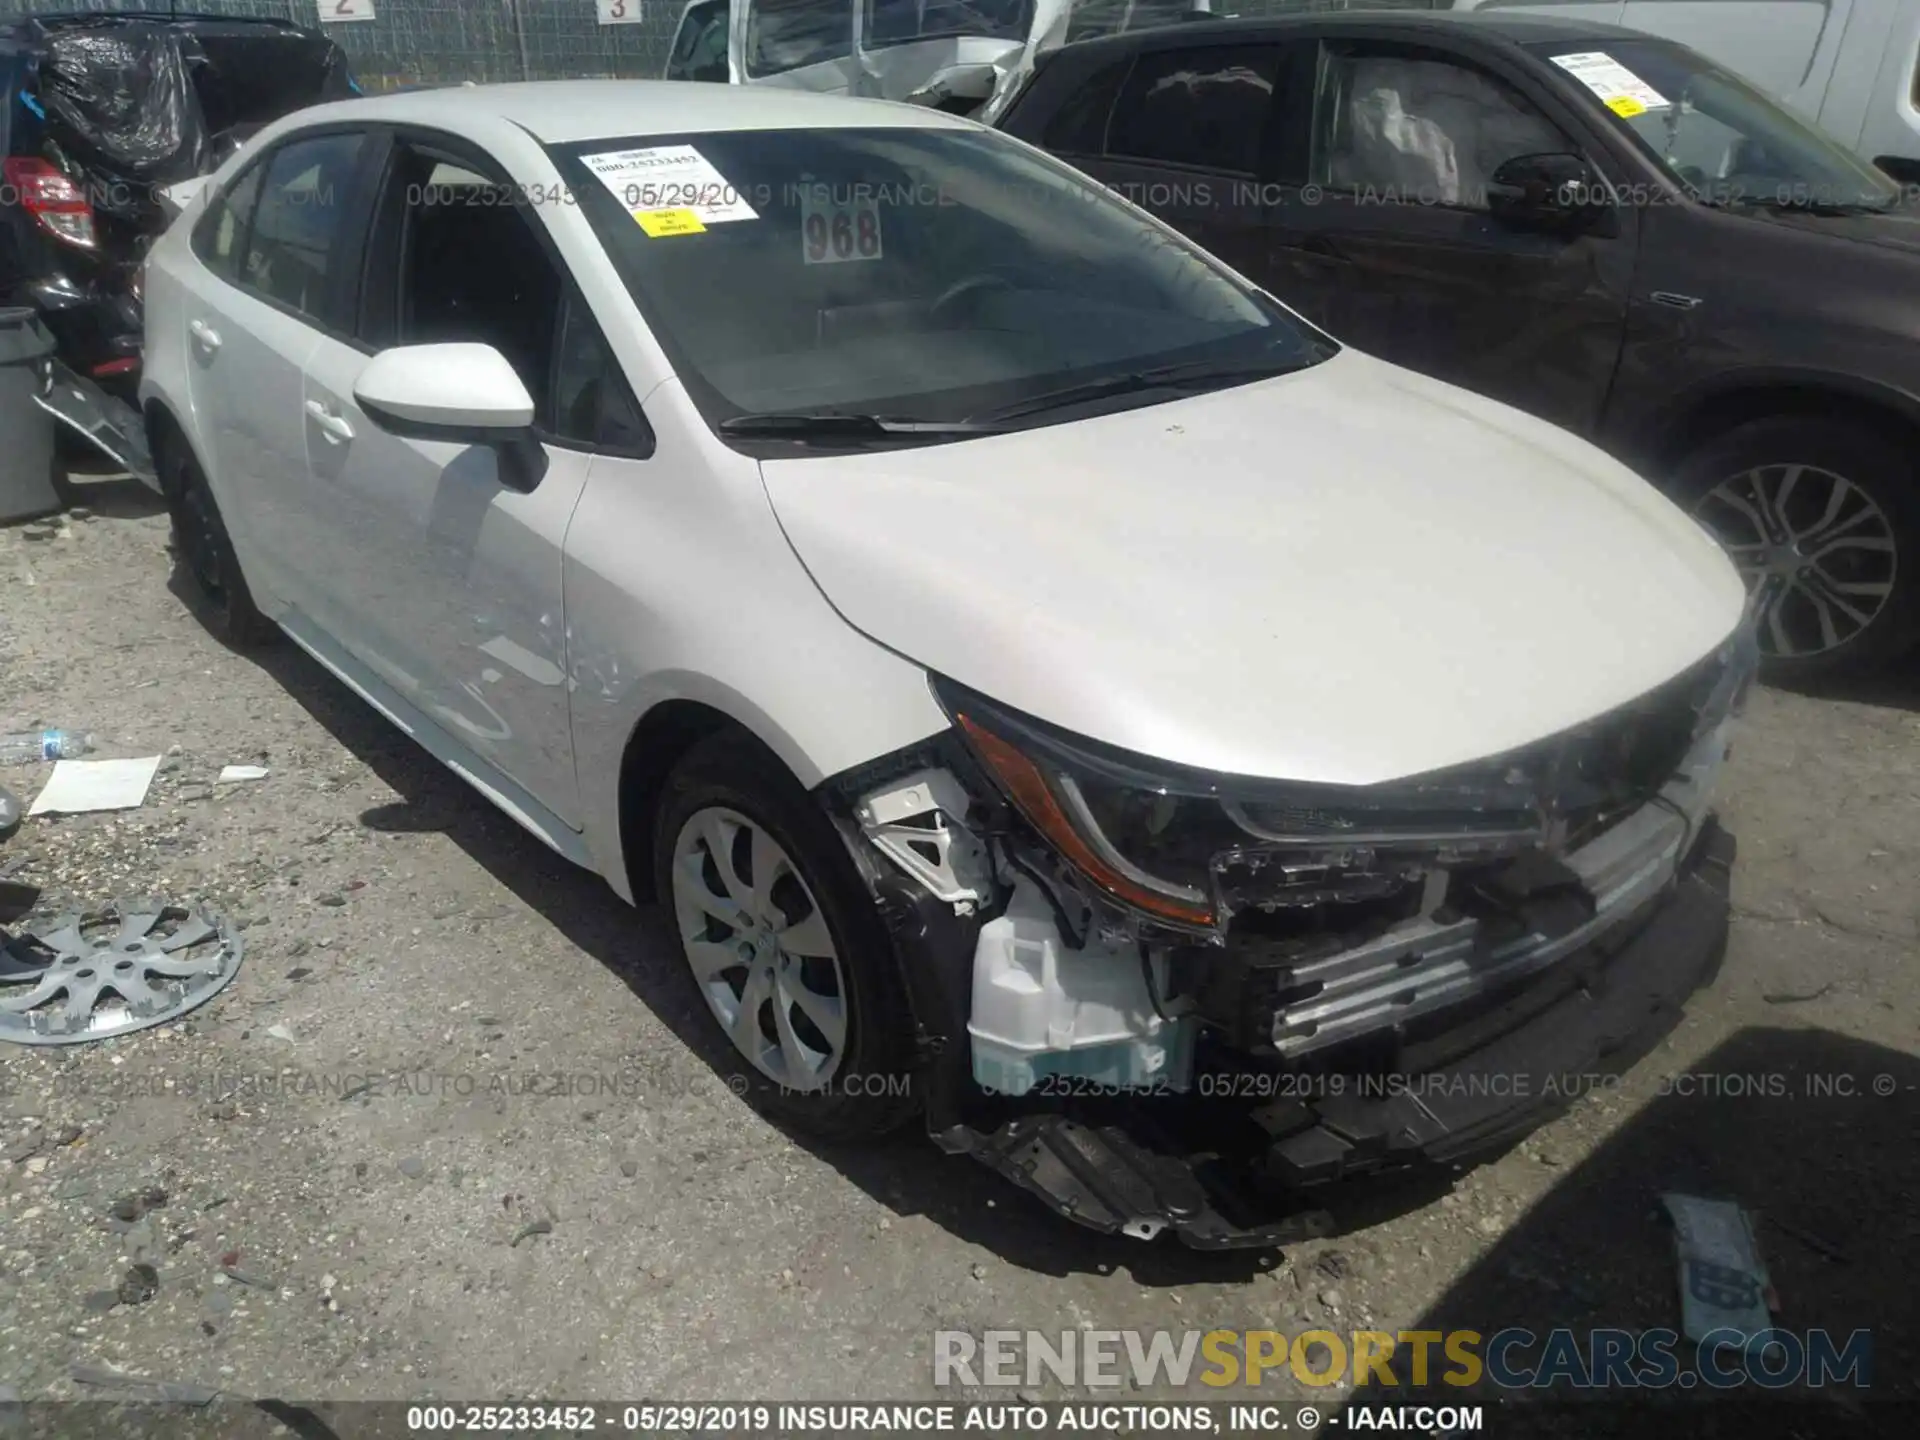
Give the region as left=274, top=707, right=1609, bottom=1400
left=0, top=729, right=95, bottom=765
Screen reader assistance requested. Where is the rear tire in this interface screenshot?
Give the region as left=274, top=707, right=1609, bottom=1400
left=1674, top=415, right=1919, bottom=682
left=653, top=730, right=918, bottom=1144
left=160, top=436, right=277, bottom=648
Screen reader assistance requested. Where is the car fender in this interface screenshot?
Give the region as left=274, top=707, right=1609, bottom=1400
left=1628, top=363, right=1920, bottom=469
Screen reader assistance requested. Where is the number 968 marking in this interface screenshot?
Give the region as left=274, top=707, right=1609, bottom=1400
left=801, top=201, right=882, bottom=265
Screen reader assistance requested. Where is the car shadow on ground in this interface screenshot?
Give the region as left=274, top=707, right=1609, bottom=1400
left=1772, top=665, right=1920, bottom=714
left=212, top=627, right=1308, bottom=1282
left=1325, top=1025, right=1918, bottom=1435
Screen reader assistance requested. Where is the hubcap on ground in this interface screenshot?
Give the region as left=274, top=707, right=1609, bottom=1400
left=669, top=806, right=848, bottom=1090
left=1694, top=464, right=1897, bottom=659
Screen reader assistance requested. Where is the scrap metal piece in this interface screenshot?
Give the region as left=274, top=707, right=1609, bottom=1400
left=0, top=899, right=242, bottom=1046
left=1663, top=1193, right=1779, bottom=1350
left=951, top=1113, right=1333, bottom=1250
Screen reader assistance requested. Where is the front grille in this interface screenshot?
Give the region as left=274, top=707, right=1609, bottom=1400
left=1179, top=642, right=1742, bottom=1059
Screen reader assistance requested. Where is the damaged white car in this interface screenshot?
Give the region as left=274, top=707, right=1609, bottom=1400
left=662, top=0, right=1215, bottom=119
left=138, top=82, right=1754, bottom=1246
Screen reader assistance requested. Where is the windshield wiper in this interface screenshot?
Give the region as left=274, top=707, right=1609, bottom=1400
left=971, top=358, right=1306, bottom=424
left=716, top=412, right=1002, bottom=441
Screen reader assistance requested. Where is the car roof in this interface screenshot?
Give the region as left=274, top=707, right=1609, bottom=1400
left=284, top=80, right=977, bottom=146
left=1061, top=9, right=1646, bottom=56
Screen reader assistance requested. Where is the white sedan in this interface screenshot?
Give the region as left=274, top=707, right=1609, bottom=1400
left=140, top=81, right=1752, bottom=1246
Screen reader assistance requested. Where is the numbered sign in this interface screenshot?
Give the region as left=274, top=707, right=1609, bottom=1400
left=800, top=193, right=882, bottom=266
left=320, top=0, right=376, bottom=21
left=597, top=0, right=645, bottom=22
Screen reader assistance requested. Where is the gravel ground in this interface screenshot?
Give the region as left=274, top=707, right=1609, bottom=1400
left=1, top=478, right=1916, bottom=1417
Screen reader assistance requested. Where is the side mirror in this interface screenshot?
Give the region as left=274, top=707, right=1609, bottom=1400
left=354, top=342, right=546, bottom=492
left=1486, top=152, right=1604, bottom=233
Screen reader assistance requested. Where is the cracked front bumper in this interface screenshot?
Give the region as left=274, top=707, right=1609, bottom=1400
left=942, top=813, right=1734, bottom=1247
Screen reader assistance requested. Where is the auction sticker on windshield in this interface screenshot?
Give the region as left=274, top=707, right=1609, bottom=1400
left=800, top=190, right=883, bottom=265
left=581, top=145, right=758, bottom=235
left=1550, top=51, right=1671, bottom=118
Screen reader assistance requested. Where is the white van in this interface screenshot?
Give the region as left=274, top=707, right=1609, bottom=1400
left=1453, top=0, right=1920, bottom=179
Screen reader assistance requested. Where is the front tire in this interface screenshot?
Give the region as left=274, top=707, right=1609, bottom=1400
left=1675, top=415, right=1919, bottom=681
left=652, top=731, right=918, bottom=1143
left=161, top=437, right=277, bottom=648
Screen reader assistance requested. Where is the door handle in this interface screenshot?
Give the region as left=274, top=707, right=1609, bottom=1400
left=188, top=319, right=221, bottom=353
left=303, top=398, right=354, bottom=443
left=1300, top=234, right=1346, bottom=261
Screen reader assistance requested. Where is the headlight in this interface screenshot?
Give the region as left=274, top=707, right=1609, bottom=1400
left=937, top=681, right=1545, bottom=932
left=950, top=707, right=1219, bottom=927
left=934, top=644, right=1744, bottom=935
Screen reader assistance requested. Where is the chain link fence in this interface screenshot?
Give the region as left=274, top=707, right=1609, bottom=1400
left=0, top=0, right=1444, bottom=92
left=0, top=1, right=678, bottom=89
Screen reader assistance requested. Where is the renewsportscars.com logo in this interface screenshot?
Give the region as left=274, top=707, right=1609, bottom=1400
left=934, top=1328, right=1873, bottom=1391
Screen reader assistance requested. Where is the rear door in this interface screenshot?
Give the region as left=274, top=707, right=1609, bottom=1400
left=297, top=131, right=601, bottom=828
left=176, top=129, right=371, bottom=616
left=1054, top=37, right=1319, bottom=285
left=1260, top=35, right=1637, bottom=436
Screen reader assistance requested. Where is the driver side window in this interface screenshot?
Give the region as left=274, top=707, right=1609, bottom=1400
left=1316, top=48, right=1568, bottom=210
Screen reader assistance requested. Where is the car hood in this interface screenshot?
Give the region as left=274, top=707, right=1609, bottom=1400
left=760, top=349, right=1748, bottom=786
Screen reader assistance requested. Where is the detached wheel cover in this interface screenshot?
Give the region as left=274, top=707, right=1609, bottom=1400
left=668, top=806, right=850, bottom=1091
left=1693, top=463, right=1898, bottom=659
left=0, top=901, right=243, bottom=1046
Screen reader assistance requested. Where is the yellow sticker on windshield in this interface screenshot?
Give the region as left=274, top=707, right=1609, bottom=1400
left=635, top=208, right=706, bottom=237
left=1606, top=96, right=1647, bottom=118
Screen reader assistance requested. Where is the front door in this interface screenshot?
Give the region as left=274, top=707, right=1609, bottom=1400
left=1263, top=39, right=1637, bottom=436
left=298, top=137, right=593, bottom=827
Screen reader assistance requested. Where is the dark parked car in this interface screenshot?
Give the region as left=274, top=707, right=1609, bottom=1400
left=1, top=11, right=355, bottom=476
left=998, top=10, right=1920, bottom=679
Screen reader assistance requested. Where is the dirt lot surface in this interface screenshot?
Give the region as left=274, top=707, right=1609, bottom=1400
left=2, top=479, right=1916, bottom=1420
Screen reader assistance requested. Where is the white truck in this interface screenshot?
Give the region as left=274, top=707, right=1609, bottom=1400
left=1453, top=0, right=1920, bottom=181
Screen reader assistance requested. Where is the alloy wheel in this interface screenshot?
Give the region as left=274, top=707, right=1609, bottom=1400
left=668, top=806, right=849, bottom=1090
left=1693, top=464, right=1898, bottom=659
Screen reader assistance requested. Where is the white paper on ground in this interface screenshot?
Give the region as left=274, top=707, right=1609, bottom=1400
left=28, top=756, right=162, bottom=815
left=217, top=765, right=270, bottom=783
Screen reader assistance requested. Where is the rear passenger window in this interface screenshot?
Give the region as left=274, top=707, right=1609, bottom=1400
left=1107, top=46, right=1284, bottom=174
left=191, top=161, right=264, bottom=281
left=243, top=132, right=366, bottom=322
left=1040, top=57, right=1129, bottom=155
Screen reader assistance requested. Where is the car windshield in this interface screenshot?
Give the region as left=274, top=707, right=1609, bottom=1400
left=864, top=0, right=1033, bottom=47
left=1531, top=38, right=1900, bottom=213
left=547, top=125, right=1332, bottom=443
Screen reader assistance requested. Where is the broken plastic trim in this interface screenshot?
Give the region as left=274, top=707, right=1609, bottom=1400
left=34, top=358, right=156, bottom=484
left=943, top=1113, right=1333, bottom=1250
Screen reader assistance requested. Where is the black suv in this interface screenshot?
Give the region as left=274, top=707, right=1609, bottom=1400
left=2, top=11, right=355, bottom=474
left=999, top=11, right=1920, bottom=679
